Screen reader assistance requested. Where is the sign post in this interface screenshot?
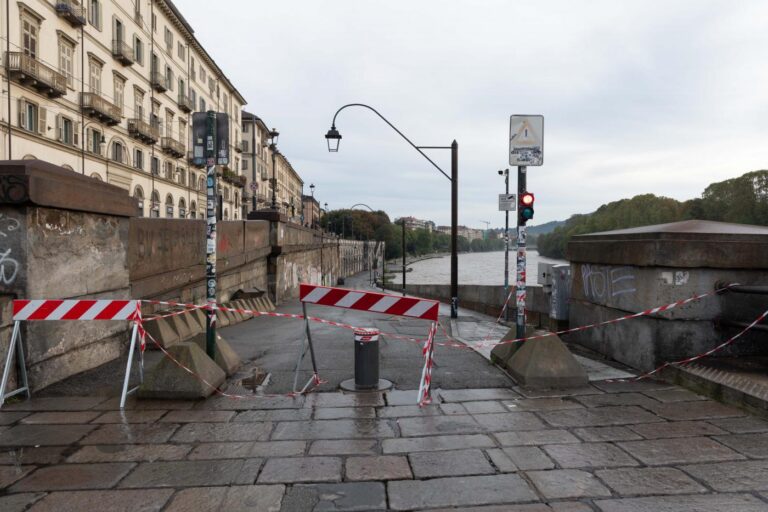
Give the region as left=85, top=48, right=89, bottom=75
left=498, top=187, right=515, bottom=321
left=509, top=115, right=544, bottom=341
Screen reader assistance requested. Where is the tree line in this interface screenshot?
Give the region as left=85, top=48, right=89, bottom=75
left=536, top=170, right=768, bottom=259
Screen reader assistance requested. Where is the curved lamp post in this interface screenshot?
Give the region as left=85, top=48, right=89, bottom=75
left=268, top=128, right=279, bottom=210
left=325, top=103, right=459, bottom=318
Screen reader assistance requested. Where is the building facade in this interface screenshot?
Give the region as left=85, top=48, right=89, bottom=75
left=1, top=0, right=246, bottom=219
left=302, top=194, right=319, bottom=228
left=241, top=110, right=270, bottom=211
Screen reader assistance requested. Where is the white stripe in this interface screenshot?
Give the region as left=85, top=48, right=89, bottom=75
left=335, top=292, right=365, bottom=308
left=403, top=300, right=435, bottom=319
left=112, top=301, right=138, bottom=320
left=79, top=301, right=112, bottom=320
left=369, top=296, right=399, bottom=313
left=47, top=300, right=83, bottom=320
left=302, top=287, right=331, bottom=304
left=14, top=300, right=46, bottom=320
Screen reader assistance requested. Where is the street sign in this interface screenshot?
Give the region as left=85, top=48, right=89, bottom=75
left=216, top=113, right=230, bottom=165
left=499, top=193, right=517, bottom=211
left=509, top=115, right=544, bottom=166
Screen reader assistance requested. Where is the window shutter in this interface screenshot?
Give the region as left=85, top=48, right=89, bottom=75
left=73, top=122, right=80, bottom=146
left=38, top=107, right=47, bottom=136
left=17, top=98, right=26, bottom=129
left=55, top=114, right=62, bottom=141
left=86, top=128, right=93, bottom=152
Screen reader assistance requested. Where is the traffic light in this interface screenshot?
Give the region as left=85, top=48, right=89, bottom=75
left=518, top=192, right=535, bottom=225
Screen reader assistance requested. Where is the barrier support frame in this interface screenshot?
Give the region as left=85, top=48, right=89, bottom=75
left=119, top=321, right=144, bottom=409
left=292, top=302, right=321, bottom=394
left=0, top=321, right=30, bottom=407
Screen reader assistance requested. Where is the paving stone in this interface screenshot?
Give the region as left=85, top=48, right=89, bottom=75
left=304, top=393, right=384, bottom=408
left=486, top=448, right=518, bottom=472
left=572, top=426, right=643, bottom=442
left=0, top=493, right=45, bottom=512
left=549, top=503, right=596, bottom=512
left=409, top=449, right=495, bottom=478
left=0, top=464, right=35, bottom=488
left=258, top=456, right=342, bottom=483
left=593, top=493, right=768, bottom=512
left=642, top=388, right=706, bottom=403
left=709, top=416, right=768, bottom=433
left=94, top=398, right=195, bottom=411
left=91, top=410, right=168, bottom=423
left=20, top=411, right=101, bottom=424
left=163, top=484, right=284, bottom=512
left=345, top=455, right=412, bottom=481
left=439, top=388, right=521, bottom=402
left=10, top=463, right=135, bottom=492
left=714, top=432, right=768, bottom=458
left=314, top=407, right=376, bottom=420
left=514, top=386, right=601, bottom=398
left=377, top=405, right=443, bottom=418
left=171, top=422, right=272, bottom=442
left=503, top=397, right=585, bottom=411
left=2, top=397, right=107, bottom=411
left=251, top=440, right=306, bottom=457
left=383, top=434, right=495, bottom=454
left=234, top=458, right=264, bottom=485
left=0, top=424, right=95, bottom=446
left=385, top=389, right=437, bottom=406
left=387, top=474, right=537, bottom=510
left=502, top=446, right=555, bottom=470
left=306, top=440, right=375, bottom=457
left=0, top=446, right=67, bottom=466
left=0, top=412, right=29, bottom=425
left=397, top=415, right=485, bottom=436
left=494, top=429, right=580, bottom=446
left=590, top=380, right=673, bottom=394
left=646, top=401, right=745, bottom=421
left=528, top=469, right=611, bottom=499
left=272, top=419, right=396, bottom=440
left=472, top=412, right=547, bottom=432
left=186, top=441, right=253, bottom=459
left=618, top=437, right=744, bottom=465
left=66, top=444, right=192, bottom=462
left=628, top=420, right=727, bottom=439
left=233, top=408, right=312, bottom=422
left=539, top=406, right=663, bottom=428
left=543, top=442, right=639, bottom=468
left=120, top=459, right=252, bottom=488
left=595, top=467, right=707, bottom=495
left=281, top=482, right=385, bottom=511
left=575, top=392, right=659, bottom=408
left=26, top=489, right=173, bottom=512
left=158, top=410, right=235, bottom=423
left=681, top=459, right=768, bottom=491
left=439, top=403, right=467, bottom=415
left=197, top=395, right=305, bottom=410
left=427, top=505, right=556, bottom=512
left=462, top=401, right=508, bottom=414
left=80, top=423, right=179, bottom=444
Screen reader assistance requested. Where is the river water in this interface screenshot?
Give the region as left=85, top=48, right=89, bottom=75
left=401, top=250, right=567, bottom=286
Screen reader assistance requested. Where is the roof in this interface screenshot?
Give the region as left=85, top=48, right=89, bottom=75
left=576, top=220, right=768, bottom=237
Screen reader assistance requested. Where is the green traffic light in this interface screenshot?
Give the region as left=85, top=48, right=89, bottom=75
left=521, top=207, right=534, bottom=220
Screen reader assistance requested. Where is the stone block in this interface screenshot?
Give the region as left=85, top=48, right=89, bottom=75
left=233, top=300, right=253, bottom=319
left=190, top=308, right=207, bottom=332
left=505, top=334, right=588, bottom=388
left=255, top=297, right=268, bottom=312
left=224, top=302, right=244, bottom=323
left=216, top=308, right=231, bottom=327
left=168, top=312, right=193, bottom=340
left=139, top=342, right=225, bottom=399
left=188, top=333, right=241, bottom=376
left=245, top=298, right=260, bottom=313
left=142, top=316, right=180, bottom=349
left=490, top=325, right=536, bottom=365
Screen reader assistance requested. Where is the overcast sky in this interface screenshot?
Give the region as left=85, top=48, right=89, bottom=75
left=180, top=0, right=768, bottom=228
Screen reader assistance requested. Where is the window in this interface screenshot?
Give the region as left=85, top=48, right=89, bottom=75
left=111, top=141, right=124, bottom=164
left=114, top=18, right=124, bottom=43
left=179, top=119, right=186, bottom=144
left=242, top=159, right=248, bottom=171
left=200, top=67, right=206, bottom=84
left=58, top=38, right=75, bottom=87
left=178, top=198, right=186, bottom=218
left=177, top=167, right=186, bottom=185
left=165, top=195, right=174, bottom=218
left=151, top=12, right=156, bottom=32
left=18, top=99, right=38, bottom=133
left=150, top=190, right=160, bottom=217
left=134, top=148, right=143, bottom=170
left=89, top=0, right=102, bottom=30
left=134, top=89, right=144, bottom=119
left=200, top=98, right=206, bottom=112
left=190, top=88, right=196, bottom=106
left=166, top=66, right=174, bottom=90
left=190, top=201, right=197, bottom=219
left=190, top=57, right=196, bottom=81
left=178, top=78, right=185, bottom=96
left=21, top=12, right=39, bottom=58
left=87, top=128, right=103, bottom=155
left=88, top=59, right=102, bottom=94
left=113, top=76, right=125, bottom=109
left=151, top=156, right=159, bottom=175
left=164, top=161, right=173, bottom=179
left=165, top=111, right=174, bottom=137
left=56, top=115, right=76, bottom=145
left=164, top=27, right=173, bottom=53
left=177, top=42, right=185, bottom=61
left=134, top=187, right=144, bottom=217
left=242, top=140, right=249, bottom=153
left=133, top=36, right=144, bottom=65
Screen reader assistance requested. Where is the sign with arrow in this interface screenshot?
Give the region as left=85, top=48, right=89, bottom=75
left=509, top=115, right=544, bottom=166
left=499, top=193, right=517, bottom=211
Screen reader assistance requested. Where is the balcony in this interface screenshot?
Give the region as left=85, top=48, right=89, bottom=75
left=150, top=71, right=168, bottom=93
left=6, top=52, right=67, bottom=98
left=127, top=118, right=159, bottom=144
left=161, top=137, right=185, bottom=158
left=177, top=93, right=193, bottom=113
left=187, top=151, right=205, bottom=168
left=55, top=0, right=87, bottom=27
left=80, top=92, right=121, bottom=126
left=111, top=40, right=134, bottom=66
left=234, top=140, right=243, bottom=153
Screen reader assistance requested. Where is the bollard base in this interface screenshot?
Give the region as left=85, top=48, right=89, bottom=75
left=340, top=378, right=393, bottom=392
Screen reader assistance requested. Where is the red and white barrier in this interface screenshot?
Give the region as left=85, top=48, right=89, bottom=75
left=300, top=284, right=439, bottom=322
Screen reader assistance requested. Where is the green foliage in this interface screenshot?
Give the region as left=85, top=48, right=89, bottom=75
left=537, top=170, right=768, bottom=259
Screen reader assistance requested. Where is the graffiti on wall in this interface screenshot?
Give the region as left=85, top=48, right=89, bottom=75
left=580, top=264, right=636, bottom=301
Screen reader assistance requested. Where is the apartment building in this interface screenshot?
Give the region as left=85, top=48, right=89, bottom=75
left=274, top=150, right=303, bottom=223
left=241, top=110, right=270, bottom=211
left=2, top=0, right=247, bottom=219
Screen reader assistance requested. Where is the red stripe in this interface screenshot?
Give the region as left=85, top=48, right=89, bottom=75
left=94, top=300, right=130, bottom=320
left=299, top=283, right=316, bottom=300
left=61, top=300, right=97, bottom=320
left=314, top=288, right=349, bottom=307
left=348, top=292, right=382, bottom=313
left=28, top=300, right=64, bottom=320
left=385, top=297, right=419, bottom=317
left=13, top=300, right=29, bottom=317
left=420, top=303, right=440, bottom=321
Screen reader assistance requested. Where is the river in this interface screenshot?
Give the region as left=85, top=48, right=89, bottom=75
left=398, top=249, right=567, bottom=286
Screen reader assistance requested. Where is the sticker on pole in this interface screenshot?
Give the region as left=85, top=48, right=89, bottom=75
left=498, top=194, right=516, bottom=211
left=509, top=115, right=544, bottom=166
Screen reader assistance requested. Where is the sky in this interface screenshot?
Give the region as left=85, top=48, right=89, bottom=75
left=180, top=0, right=768, bottom=229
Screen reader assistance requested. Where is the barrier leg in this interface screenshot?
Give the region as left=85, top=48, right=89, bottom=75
left=119, top=322, right=139, bottom=409
left=292, top=303, right=321, bottom=394
left=0, top=321, right=29, bottom=408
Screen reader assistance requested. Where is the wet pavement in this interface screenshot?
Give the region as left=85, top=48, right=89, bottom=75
left=2, top=274, right=768, bottom=510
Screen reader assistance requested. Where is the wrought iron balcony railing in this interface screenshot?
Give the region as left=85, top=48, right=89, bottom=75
left=80, top=92, right=121, bottom=126
left=177, top=93, right=193, bottom=113
left=161, top=137, right=185, bottom=158
left=127, top=118, right=159, bottom=144
left=55, top=0, right=87, bottom=26
left=111, top=40, right=135, bottom=66
left=150, top=71, right=168, bottom=92
left=6, top=52, right=67, bottom=98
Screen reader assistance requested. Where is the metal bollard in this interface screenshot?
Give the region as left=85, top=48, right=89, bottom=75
left=353, top=328, right=379, bottom=389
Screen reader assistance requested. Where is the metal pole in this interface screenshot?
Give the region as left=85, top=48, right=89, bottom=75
left=450, top=140, right=459, bottom=318
left=251, top=116, right=256, bottom=211
left=504, top=170, right=509, bottom=322
left=270, top=147, right=277, bottom=210
left=401, top=219, right=406, bottom=296
left=515, top=165, right=527, bottom=340
left=5, top=0, right=11, bottom=159
left=205, top=111, right=217, bottom=359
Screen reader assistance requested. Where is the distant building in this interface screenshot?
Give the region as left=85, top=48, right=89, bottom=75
left=396, top=216, right=434, bottom=231
left=436, top=225, right=483, bottom=241
left=302, top=194, right=320, bottom=228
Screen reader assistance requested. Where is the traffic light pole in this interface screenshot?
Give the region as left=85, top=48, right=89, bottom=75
left=515, top=165, right=527, bottom=341
left=503, top=169, right=510, bottom=322
left=205, top=111, right=217, bottom=360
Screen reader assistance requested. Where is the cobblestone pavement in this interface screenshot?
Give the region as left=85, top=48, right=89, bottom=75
left=2, top=380, right=768, bottom=511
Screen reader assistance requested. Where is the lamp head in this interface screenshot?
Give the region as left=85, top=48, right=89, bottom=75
left=268, top=128, right=279, bottom=146
left=325, top=125, right=342, bottom=152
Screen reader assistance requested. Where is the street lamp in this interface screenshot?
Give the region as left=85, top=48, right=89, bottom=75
left=269, top=128, right=279, bottom=211
left=325, top=103, right=460, bottom=318
left=310, top=183, right=316, bottom=228
left=499, top=168, right=510, bottom=321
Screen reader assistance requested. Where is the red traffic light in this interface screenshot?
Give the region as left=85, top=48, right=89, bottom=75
left=521, top=192, right=534, bottom=206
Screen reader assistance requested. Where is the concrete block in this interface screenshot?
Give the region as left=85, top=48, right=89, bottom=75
left=142, top=316, right=181, bottom=349
left=169, top=312, right=193, bottom=340
left=505, top=334, right=588, bottom=388
left=217, top=308, right=231, bottom=327
left=255, top=297, right=268, bottom=312
left=189, top=332, right=241, bottom=376
left=264, top=297, right=276, bottom=311
left=233, top=300, right=253, bottom=319
left=185, top=309, right=204, bottom=335
left=191, top=308, right=208, bottom=332
left=226, top=302, right=245, bottom=323
left=490, top=325, right=537, bottom=366
left=244, top=299, right=260, bottom=314
left=139, top=342, right=225, bottom=399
